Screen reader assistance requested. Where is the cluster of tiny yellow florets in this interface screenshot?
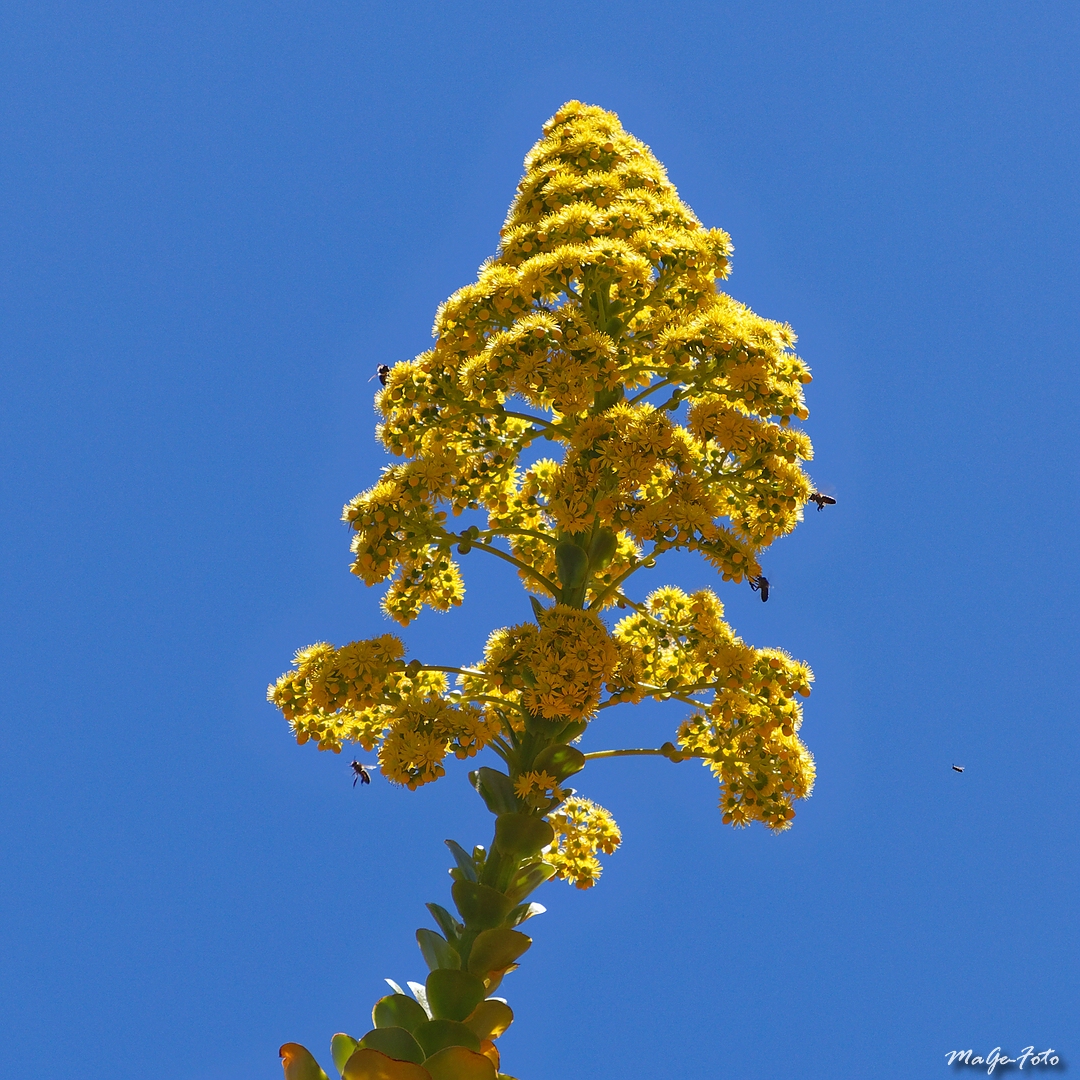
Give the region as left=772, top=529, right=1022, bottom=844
left=267, top=637, right=500, bottom=788
left=336, top=99, right=816, bottom=623
left=545, top=798, right=622, bottom=888
left=472, top=605, right=618, bottom=723
left=270, top=101, right=819, bottom=846
left=608, top=586, right=815, bottom=830
left=514, top=770, right=565, bottom=810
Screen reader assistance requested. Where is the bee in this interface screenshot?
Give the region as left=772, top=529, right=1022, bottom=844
left=748, top=575, right=770, bottom=602
left=808, top=492, right=836, bottom=511
left=952, top=764, right=965, bottom=773
left=350, top=760, right=373, bottom=787
left=368, top=364, right=391, bottom=387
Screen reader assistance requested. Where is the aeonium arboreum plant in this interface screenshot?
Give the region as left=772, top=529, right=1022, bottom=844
left=272, top=101, right=820, bottom=1080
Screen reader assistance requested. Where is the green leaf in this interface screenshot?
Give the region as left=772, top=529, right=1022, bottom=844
left=358, top=1028, right=426, bottom=1066
left=417, top=929, right=461, bottom=971
left=591, top=385, right=625, bottom=413
left=342, top=1047, right=431, bottom=1080
left=493, top=814, right=554, bottom=859
left=406, top=982, right=432, bottom=1017
left=413, top=1019, right=481, bottom=1058
left=466, top=929, right=532, bottom=977
left=505, top=902, right=545, bottom=927
left=531, top=744, right=586, bottom=783
left=528, top=596, right=546, bottom=622
left=444, top=841, right=478, bottom=883
left=554, top=541, right=589, bottom=590
left=463, top=999, right=514, bottom=1041
left=422, top=1046, right=497, bottom=1080
left=554, top=719, right=588, bottom=742
left=468, top=769, right=519, bottom=815
left=503, top=861, right=556, bottom=903
left=426, top=903, right=463, bottom=943
left=332, top=1035, right=360, bottom=1077
left=425, top=969, right=487, bottom=1022
left=451, top=881, right=514, bottom=930
left=280, top=1043, right=332, bottom=1080
left=373, top=994, right=429, bottom=1034
left=587, top=527, right=618, bottom=569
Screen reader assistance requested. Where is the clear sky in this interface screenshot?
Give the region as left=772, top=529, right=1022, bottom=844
left=1, top=3, right=1077, bottom=1078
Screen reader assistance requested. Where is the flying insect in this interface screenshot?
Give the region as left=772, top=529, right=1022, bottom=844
left=808, top=492, right=836, bottom=511
left=350, top=760, right=373, bottom=787
left=369, top=364, right=391, bottom=387
left=748, top=575, right=770, bottom=602
left=952, top=764, right=965, bottom=773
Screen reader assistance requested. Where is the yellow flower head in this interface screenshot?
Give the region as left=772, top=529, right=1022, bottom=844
left=271, top=102, right=821, bottom=843
left=546, top=797, right=623, bottom=889
left=333, top=101, right=816, bottom=624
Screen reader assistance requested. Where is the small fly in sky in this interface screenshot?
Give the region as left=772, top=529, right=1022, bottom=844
left=952, top=764, right=965, bottom=773
left=748, top=575, right=770, bottom=602
left=350, top=760, right=373, bottom=786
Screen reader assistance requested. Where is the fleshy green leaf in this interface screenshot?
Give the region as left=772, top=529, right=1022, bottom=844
left=505, top=902, right=545, bottom=927
left=342, top=1047, right=431, bottom=1080
left=463, top=999, right=514, bottom=1041
left=444, top=841, right=478, bottom=883
left=413, top=1019, right=481, bottom=1058
left=468, top=769, right=519, bottom=815
left=554, top=541, right=589, bottom=590
left=407, top=982, right=432, bottom=1017
left=373, top=994, right=429, bottom=1034
left=422, top=1046, right=497, bottom=1080
left=332, top=1035, right=360, bottom=1077
left=425, top=968, right=487, bottom=1022
left=358, top=1027, right=426, bottom=1065
left=417, top=929, right=461, bottom=971
left=493, top=814, right=554, bottom=859
left=466, top=929, right=531, bottom=977
left=280, top=1043, right=332, bottom=1080
left=586, top=527, right=618, bottom=570
left=451, top=880, right=515, bottom=930
left=503, top=861, right=556, bottom=903
left=531, top=744, right=586, bottom=783
left=426, top=903, right=463, bottom=943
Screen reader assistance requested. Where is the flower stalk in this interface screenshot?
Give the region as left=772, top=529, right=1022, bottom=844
left=273, top=100, right=820, bottom=1080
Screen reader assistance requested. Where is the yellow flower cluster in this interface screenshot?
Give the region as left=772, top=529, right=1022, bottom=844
left=610, top=586, right=758, bottom=696
left=273, top=102, right=820, bottom=840
left=546, top=798, right=622, bottom=889
left=514, top=770, right=564, bottom=810
left=267, top=637, right=500, bottom=788
left=606, top=586, right=815, bottom=829
left=335, top=99, right=816, bottom=624
left=475, top=605, right=618, bottom=723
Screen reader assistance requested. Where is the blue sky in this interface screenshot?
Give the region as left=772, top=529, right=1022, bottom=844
left=1, top=2, right=1077, bottom=1078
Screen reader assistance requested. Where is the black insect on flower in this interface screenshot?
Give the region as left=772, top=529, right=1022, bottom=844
left=368, top=364, right=391, bottom=387
left=350, top=760, right=372, bottom=787
left=748, top=575, right=770, bottom=602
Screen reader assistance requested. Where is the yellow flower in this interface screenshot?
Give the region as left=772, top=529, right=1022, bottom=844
left=546, top=798, right=622, bottom=888
left=272, top=101, right=820, bottom=844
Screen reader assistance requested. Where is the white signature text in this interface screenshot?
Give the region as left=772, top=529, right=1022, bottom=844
left=946, top=1048, right=1060, bottom=1074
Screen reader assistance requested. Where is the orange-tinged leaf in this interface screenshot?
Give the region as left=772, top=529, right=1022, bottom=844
left=343, top=1047, right=431, bottom=1080
left=422, top=1046, right=498, bottom=1080
left=280, top=1043, right=331, bottom=1080
left=463, top=999, right=513, bottom=1041
left=479, top=1041, right=500, bottom=1069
